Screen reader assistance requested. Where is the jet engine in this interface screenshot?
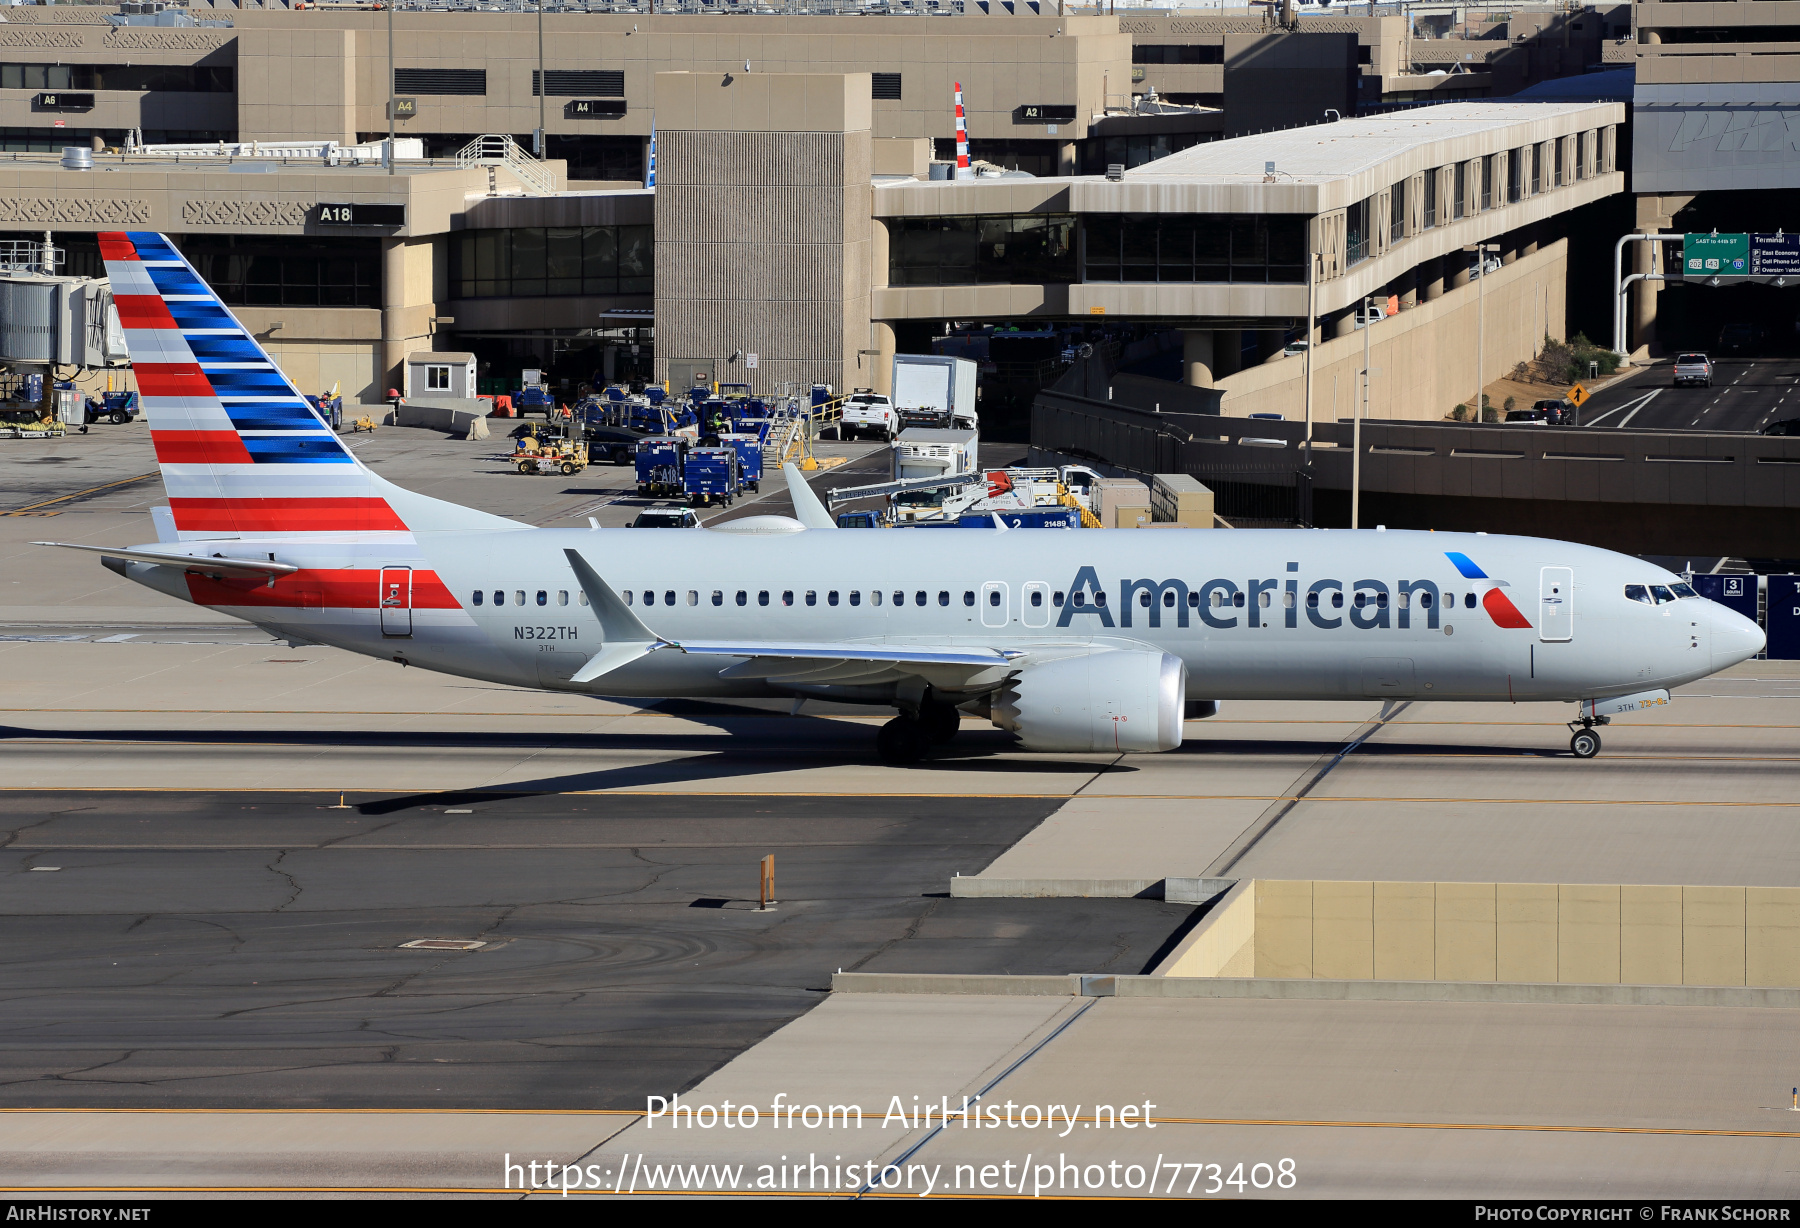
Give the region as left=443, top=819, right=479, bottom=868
left=990, top=649, right=1187, bottom=753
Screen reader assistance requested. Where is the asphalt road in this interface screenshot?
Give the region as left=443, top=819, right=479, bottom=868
left=1574, top=357, right=1800, bottom=433
left=0, top=789, right=1196, bottom=1110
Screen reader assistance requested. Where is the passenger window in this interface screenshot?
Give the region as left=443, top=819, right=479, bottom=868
left=1031, top=590, right=1044, bottom=608
left=850, top=591, right=862, bottom=606
left=938, top=591, right=950, bottom=606
left=758, top=591, right=769, bottom=606
left=642, top=591, right=654, bottom=606
left=1465, top=592, right=1477, bottom=608
left=1232, top=592, right=1246, bottom=608
left=894, top=591, right=904, bottom=606
left=988, top=590, right=1001, bottom=607
left=493, top=590, right=504, bottom=607
left=515, top=591, right=525, bottom=606
left=664, top=591, right=674, bottom=606
left=473, top=591, right=484, bottom=606
left=624, top=590, right=634, bottom=606
left=916, top=591, right=927, bottom=606
left=712, top=590, right=724, bottom=606
left=829, top=591, right=840, bottom=606
left=736, top=590, right=747, bottom=606
left=782, top=590, right=794, bottom=606
left=1376, top=592, right=1388, bottom=609
left=1354, top=592, right=1366, bottom=608
left=1095, top=592, right=1107, bottom=607
left=559, top=591, right=569, bottom=606
left=1258, top=591, right=1270, bottom=608
left=1284, top=591, right=1296, bottom=608
left=964, top=591, right=976, bottom=607
left=1139, top=591, right=1152, bottom=608
left=1056, top=592, right=1066, bottom=607
left=1651, top=585, right=1675, bottom=604
left=1073, top=591, right=1087, bottom=607
left=1331, top=592, right=1344, bottom=609
left=1307, top=592, right=1319, bottom=608
left=870, top=591, right=881, bottom=606
left=536, top=591, right=547, bottom=606
left=688, top=591, right=699, bottom=606
left=806, top=590, right=817, bottom=606
left=578, top=591, right=588, bottom=606
left=1419, top=592, right=1433, bottom=608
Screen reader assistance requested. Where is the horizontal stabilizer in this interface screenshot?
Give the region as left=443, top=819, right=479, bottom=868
left=32, top=541, right=299, bottom=578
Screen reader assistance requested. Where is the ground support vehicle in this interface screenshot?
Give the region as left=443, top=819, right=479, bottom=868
left=630, top=507, right=701, bottom=528
left=513, top=430, right=588, bottom=476
left=635, top=436, right=689, bottom=497
left=85, top=390, right=139, bottom=425
left=839, top=391, right=895, bottom=441
left=581, top=422, right=651, bottom=465
left=719, top=432, right=763, bottom=491
left=512, top=387, right=559, bottom=418
left=891, top=354, right=979, bottom=431
left=683, top=446, right=742, bottom=507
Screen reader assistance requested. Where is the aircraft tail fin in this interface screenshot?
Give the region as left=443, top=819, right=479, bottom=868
left=99, top=231, right=519, bottom=539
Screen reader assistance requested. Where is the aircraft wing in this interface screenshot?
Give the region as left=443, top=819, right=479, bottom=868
left=562, top=546, right=1020, bottom=690
left=33, top=541, right=299, bottom=579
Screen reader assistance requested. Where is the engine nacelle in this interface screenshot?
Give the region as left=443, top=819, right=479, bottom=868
left=991, top=649, right=1187, bottom=753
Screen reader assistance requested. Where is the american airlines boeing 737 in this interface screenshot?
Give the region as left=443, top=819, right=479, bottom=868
left=37, top=231, right=1766, bottom=763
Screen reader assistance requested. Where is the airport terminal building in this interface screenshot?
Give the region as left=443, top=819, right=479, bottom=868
left=0, top=2, right=1627, bottom=418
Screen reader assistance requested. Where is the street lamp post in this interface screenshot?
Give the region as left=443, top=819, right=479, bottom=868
left=386, top=0, right=395, bottom=175
left=1353, top=295, right=1375, bottom=530
left=1467, top=241, right=1500, bottom=419
left=536, top=0, right=547, bottom=157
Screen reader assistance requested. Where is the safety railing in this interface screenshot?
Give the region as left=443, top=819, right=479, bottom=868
left=456, top=134, right=556, bottom=197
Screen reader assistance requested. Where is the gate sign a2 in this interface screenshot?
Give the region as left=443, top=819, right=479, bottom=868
left=1751, top=233, right=1800, bottom=275
left=1683, top=232, right=1749, bottom=274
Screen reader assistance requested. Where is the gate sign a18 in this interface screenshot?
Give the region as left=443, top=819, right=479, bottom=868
left=1683, top=232, right=1749, bottom=274
left=1751, top=233, right=1800, bottom=275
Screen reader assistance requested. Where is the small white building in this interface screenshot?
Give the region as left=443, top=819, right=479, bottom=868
left=404, top=351, right=476, bottom=401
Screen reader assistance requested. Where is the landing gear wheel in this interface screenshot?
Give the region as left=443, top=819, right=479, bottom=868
left=918, top=701, right=961, bottom=744
left=876, top=716, right=930, bottom=765
left=1570, top=728, right=1602, bottom=759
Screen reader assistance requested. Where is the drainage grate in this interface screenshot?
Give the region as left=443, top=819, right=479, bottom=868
left=399, top=939, right=486, bottom=951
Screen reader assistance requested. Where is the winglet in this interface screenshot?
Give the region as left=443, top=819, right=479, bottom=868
left=990, top=513, right=1009, bottom=531
left=782, top=462, right=837, bottom=529
left=563, top=548, right=669, bottom=683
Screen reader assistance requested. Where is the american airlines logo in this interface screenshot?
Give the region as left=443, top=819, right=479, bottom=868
left=1055, top=554, right=1532, bottom=632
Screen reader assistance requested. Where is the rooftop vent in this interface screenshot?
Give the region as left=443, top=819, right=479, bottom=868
left=60, top=147, right=92, bottom=171
left=1105, top=163, right=1125, bottom=181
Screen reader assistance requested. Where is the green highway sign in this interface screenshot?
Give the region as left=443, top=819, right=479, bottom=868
left=1682, top=232, right=1749, bottom=275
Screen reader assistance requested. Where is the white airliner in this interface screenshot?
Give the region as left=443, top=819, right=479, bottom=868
left=38, top=231, right=1765, bottom=763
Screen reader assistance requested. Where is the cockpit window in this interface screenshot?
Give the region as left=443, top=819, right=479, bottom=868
left=1670, top=582, right=1698, bottom=599
left=1650, top=585, right=1676, bottom=604
left=1624, top=585, right=1652, bottom=605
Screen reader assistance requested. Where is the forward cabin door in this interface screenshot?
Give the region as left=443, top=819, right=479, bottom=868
left=379, top=566, right=413, bottom=637
left=1539, top=567, right=1573, bottom=642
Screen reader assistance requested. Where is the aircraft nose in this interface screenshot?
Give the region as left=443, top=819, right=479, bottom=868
left=1711, top=604, right=1766, bottom=671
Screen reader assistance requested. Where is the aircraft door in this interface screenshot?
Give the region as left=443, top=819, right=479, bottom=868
left=379, top=566, right=413, bottom=637
left=980, top=581, right=1009, bottom=628
left=1022, top=581, right=1050, bottom=628
left=1540, top=567, right=1573, bottom=642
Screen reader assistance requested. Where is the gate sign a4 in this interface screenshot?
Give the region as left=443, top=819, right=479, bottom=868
left=1683, top=232, right=1749, bottom=274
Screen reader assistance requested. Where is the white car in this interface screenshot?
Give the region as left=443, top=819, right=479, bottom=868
left=839, top=392, right=895, bottom=441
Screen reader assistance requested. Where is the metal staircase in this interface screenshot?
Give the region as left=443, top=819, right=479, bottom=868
left=456, top=135, right=556, bottom=196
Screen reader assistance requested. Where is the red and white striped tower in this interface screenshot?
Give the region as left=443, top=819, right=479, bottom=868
left=953, top=81, right=973, bottom=180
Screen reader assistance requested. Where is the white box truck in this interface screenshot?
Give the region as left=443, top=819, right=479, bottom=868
left=891, top=354, right=978, bottom=431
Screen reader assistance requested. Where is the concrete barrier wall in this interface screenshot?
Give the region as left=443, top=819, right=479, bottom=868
left=1159, top=880, right=1800, bottom=988
left=1214, top=239, right=1569, bottom=423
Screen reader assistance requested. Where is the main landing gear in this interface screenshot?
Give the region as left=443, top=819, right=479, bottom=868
left=1567, top=714, right=1610, bottom=759
left=876, top=701, right=963, bottom=765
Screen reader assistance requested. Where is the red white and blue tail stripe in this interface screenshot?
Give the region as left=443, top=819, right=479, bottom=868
left=102, top=230, right=439, bottom=540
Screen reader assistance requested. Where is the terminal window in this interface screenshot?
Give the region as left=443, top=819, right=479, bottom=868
left=531, top=70, right=625, bottom=97
left=886, top=214, right=1076, bottom=287
left=0, top=63, right=232, bottom=92
left=453, top=225, right=652, bottom=298
left=1083, top=214, right=1306, bottom=284
left=1131, top=45, right=1224, bottom=64
left=393, top=68, right=486, bottom=96
left=171, top=235, right=381, bottom=309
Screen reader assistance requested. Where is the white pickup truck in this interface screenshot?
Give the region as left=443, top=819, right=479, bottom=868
left=838, top=391, right=895, bottom=441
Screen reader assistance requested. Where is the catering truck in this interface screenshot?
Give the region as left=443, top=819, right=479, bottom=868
left=891, top=354, right=978, bottom=432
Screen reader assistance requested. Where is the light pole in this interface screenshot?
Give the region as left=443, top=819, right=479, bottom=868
left=1353, top=295, right=1377, bottom=530
left=536, top=0, right=547, bottom=157
left=386, top=0, right=395, bottom=175
left=1466, top=241, right=1499, bottom=419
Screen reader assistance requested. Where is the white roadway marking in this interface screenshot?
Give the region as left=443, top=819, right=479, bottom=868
left=1582, top=387, right=1661, bottom=427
